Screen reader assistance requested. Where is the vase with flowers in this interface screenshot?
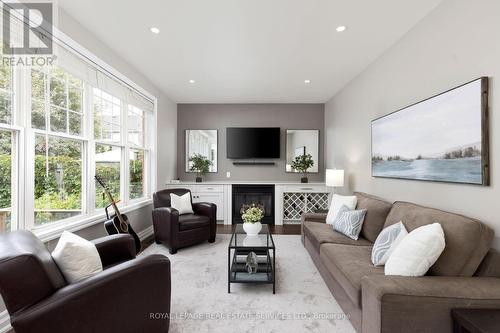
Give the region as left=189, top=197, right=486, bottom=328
left=240, top=204, right=265, bottom=236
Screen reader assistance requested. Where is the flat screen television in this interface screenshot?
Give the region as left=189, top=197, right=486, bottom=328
left=226, top=127, right=280, bottom=159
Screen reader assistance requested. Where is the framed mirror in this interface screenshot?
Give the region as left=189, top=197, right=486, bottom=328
left=285, top=129, right=319, bottom=173
left=185, top=130, right=218, bottom=172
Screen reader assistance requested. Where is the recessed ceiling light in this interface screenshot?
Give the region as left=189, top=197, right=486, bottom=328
left=304, top=79, right=311, bottom=84
left=150, top=27, right=160, bottom=34
left=189, top=79, right=196, bottom=84
left=336, top=25, right=347, bottom=32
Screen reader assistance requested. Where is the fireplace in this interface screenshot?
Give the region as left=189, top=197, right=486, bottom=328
left=232, top=184, right=275, bottom=225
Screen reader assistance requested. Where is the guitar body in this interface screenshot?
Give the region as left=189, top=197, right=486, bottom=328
left=95, top=175, right=142, bottom=254
left=104, top=213, right=141, bottom=254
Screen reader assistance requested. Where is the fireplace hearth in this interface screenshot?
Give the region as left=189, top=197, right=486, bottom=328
left=232, top=184, right=275, bottom=225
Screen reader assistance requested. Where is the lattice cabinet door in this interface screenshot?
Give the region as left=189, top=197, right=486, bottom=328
left=305, top=193, right=330, bottom=213
left=283, top=192, right=330, bottom=224
left=282, top=193, right=306, bottom=223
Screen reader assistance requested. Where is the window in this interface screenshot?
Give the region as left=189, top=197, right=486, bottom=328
left=0, top=16, right=156, bottom=237
left=0, top=130, right=13, bottom=233
left=0, top=63, right=13, bottom=124
left=95, top=144, right=121, bottom=208
left=127, top=104, right=147, bottom=201
left=129, top=149, right=145, bottom=200
left=93, top=88, right=121, bottom=142
left=31, top=67, right=83, bottom=135
left=128, top=105, right=144, bottom=146
left=34, top=134, right=83, bottom=225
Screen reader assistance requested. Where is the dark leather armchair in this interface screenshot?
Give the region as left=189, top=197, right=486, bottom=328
left=0, top=230, right=171, bottom=333
left=153, top=188, right=217, bottom=254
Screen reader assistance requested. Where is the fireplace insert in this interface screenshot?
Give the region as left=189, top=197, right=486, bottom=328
left=232, top=184, right=275, bottom=225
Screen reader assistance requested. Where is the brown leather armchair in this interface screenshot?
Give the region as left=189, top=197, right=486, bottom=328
left=153, top=188, right=217, bottom=254
left=0, top=230, right=171, bottom=333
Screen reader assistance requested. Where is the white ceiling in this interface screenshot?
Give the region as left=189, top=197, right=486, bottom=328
left=57, top=0, right=443, bottom=103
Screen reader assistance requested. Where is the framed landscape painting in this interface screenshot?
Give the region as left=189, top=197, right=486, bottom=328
left=371, top=77, right=489, bottom=185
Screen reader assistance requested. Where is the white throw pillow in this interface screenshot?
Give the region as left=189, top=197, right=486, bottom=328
left=385, top=223, right=445, bottom=276
left=326, top=194, right=357, bottom=225
left=371, top=221, right=408, bottom=266
left=170, top=192, right=194, bottom=215
left=52, top=231, right=103, bottom=283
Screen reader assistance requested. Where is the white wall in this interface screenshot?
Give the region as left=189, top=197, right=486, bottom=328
left=325, top=0, right=500, bottom=248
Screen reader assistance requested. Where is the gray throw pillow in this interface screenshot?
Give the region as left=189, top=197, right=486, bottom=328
left=332, top=205, right=367, bottom=240
left=371, top=221, right=408, bottom=266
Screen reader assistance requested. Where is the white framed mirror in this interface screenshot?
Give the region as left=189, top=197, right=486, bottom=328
left=285, top=129, right=319, bottom=173
left=185, top=130, right=218, bottom=172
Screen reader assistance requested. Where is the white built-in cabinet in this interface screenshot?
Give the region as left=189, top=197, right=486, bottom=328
left=165, top=182, right=330, bottom=225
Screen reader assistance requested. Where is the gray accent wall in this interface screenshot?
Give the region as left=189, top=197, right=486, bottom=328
left=177, top=104, right=325, bottom=182
left=325, top=0, right=500, bottom=249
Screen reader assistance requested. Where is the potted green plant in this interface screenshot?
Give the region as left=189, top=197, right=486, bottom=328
left=188, top=153, right=212, bottom=182
left=240, top=204, right=265, bottom=236
left=291, top=153, right=314, bottom=183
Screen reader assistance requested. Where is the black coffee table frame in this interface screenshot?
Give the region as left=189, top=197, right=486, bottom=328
left=228, top=224, right=275, bottom=294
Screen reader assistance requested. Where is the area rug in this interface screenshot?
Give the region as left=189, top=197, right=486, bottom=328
left=141, top=234, right=355, bottom=333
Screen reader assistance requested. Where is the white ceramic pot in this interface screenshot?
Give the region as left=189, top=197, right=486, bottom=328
left=243, top=222, right=262, bottom=236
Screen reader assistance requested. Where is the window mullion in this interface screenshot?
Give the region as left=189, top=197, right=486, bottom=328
left=122, top=102, right=129, bottom=204
left=85, top=83, right=96, bottom=212
left=18, top=67, right=35, bottom=230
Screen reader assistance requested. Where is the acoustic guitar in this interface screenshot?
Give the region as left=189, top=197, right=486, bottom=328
left=95, top=175, right=141, bottom=253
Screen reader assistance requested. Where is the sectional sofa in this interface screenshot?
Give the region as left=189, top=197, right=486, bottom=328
left=301, top=192, right=500, bottom=333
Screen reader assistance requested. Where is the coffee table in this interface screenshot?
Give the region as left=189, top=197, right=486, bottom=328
left=228, top=224, right=276, bottom=294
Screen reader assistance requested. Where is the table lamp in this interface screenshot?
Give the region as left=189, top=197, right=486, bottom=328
left=326, top=169, right=344, bottom=191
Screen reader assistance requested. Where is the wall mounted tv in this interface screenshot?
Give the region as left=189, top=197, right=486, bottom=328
left=226, top=127, right=280, bottom=159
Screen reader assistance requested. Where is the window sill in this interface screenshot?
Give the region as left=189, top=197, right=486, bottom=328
left=33, top=198, right=153, bottom=243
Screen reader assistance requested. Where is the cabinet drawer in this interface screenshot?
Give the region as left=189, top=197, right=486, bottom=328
left=165, top=185, right=194, bottom=192
left=194, top=185, right=224, bottom=193
left=282, top=185, right=328, bottom=193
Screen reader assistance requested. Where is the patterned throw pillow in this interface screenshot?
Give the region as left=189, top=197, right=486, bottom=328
left=332, top=205, right=367, bottom=240
left=371, top=221, right=408, bottom=266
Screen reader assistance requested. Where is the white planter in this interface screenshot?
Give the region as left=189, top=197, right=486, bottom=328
left=243, top=222, right=262, bottom=236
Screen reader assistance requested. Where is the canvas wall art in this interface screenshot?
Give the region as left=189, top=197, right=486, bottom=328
left=371, top=77, right=489, bottom=185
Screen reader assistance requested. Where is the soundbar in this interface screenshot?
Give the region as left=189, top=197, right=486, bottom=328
left=232, top=161, right=276, bottom=166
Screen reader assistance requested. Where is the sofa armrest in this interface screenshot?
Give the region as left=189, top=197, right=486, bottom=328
left=193, top=202, right=217, bottom=241
left=11, top=255, right=171, bottom=333
left=361, top=275, right=500, bottom=333
left=301, top=213, right=328, bottom=223
left=152, top=206, right=179, bottom=246
left=301, top=213, right=327, bottom=242
left=92, top=234, right=136, bottom=267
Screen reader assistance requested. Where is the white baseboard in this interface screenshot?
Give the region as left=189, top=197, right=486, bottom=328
left=138, top=225, right=154, bottom=241
left=0, top=310, right=11, bottom=333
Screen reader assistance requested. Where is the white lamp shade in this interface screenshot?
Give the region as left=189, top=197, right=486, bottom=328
left=326, top=169, right=344, bottom=187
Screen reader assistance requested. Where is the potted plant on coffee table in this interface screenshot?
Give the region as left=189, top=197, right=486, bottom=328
left=291, top=153, right=314, bottom=183
left=189, top=153, right=212, bottom=182
left=241, top=204, right=265, bottom=236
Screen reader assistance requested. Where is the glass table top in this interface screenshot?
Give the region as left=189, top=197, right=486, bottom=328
left=229, top=224, right=275, bottom=249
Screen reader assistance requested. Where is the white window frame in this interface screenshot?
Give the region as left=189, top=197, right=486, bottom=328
left=1, top=27, right=157, bottom=242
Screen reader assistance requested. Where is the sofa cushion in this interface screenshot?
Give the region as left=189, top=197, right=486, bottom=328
left=384, top=201, right=494, bottom=277
left=303, top=221, right=372, bottom=252
left=320, top=244, right=384, bottom=307
left=355, top=192, right=393, bottom=243
left=178, top=214, right=210, bottom=231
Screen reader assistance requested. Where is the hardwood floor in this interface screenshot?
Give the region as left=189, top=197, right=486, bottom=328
left=217, top=224, right=301, bottom=235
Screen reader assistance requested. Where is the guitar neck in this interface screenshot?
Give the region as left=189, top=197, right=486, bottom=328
left=97, top=176, right=129, bottom=230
